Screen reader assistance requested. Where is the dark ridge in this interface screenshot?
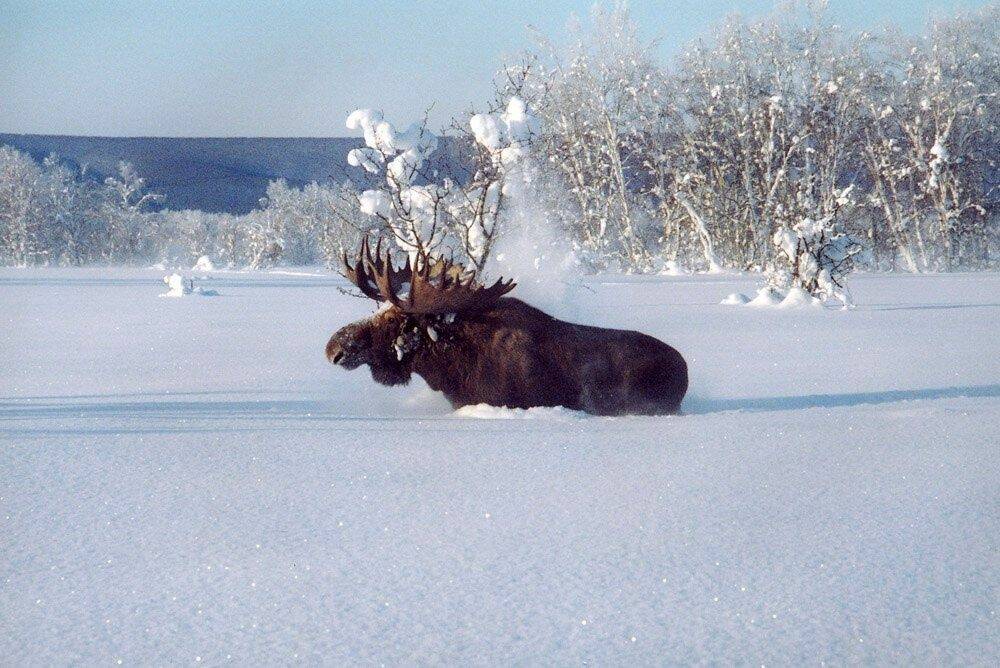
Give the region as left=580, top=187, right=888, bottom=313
left=0, top=134, right=465, bottom=215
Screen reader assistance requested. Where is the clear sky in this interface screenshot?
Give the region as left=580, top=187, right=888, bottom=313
left=0, top=0, right=990, bottom=137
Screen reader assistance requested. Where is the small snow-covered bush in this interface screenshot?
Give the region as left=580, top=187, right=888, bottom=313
left=192, top=255, right=214, bottom=271
left=160, top=273, right=219, bottom=297
left=345, top=108, right=446, bottom=262
left=343, top=97, right=539, bottom=270
left=769, top=216, right=864, bottom=306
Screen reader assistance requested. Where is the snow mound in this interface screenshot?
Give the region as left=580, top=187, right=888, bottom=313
left=192, top=255, right=214, bottom=271
left=739, top=286, right=822, bottom=308
left=746, top=286, right=784, bottom=307
left=778, top=286, right=822, bottom=308
left=720, top=292, right=750, bottom=305
left=159, top=273, right=220, bottom=297
left=453, top=403, right=589, bottom=420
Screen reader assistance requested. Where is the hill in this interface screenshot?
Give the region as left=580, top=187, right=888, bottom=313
left=0, top=134, right=460, bottom=215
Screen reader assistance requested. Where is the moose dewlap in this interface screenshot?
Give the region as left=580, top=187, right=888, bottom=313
left=327, top=238, right=688, bottom=416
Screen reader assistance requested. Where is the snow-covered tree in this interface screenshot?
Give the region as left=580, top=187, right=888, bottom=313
left=165, top=209, right=223, bottom=265
left=213, top=213, right=245, bottom=268
left=345, top=109, right=445, bottom=262
left=39, top=155, right=105, bottom=265
left=241, top=205, right=284, bottom=270
left=528, top=4, right=663, bottom=269
left=102, top=161, right=162, bottom=263
left=344, top=97, right=539, bottom=271
left=770, top=208, right=864, bottom=306
left=0, top=1, right=995, bottom=273
left=0, top=147, right=45, bottom=266
left=854, top=5, right=998, bottom=271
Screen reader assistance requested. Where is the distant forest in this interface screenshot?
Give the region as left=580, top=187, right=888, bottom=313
left=1, top=3, right=997, bottom=275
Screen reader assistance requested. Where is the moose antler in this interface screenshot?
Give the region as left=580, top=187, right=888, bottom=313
left=340, top=236, right=381, bottom=300
left=341, top=237, right=515, bottom=314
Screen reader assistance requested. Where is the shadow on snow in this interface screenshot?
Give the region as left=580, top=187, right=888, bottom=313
left=1, top=384, right=997, bottom=434
left=685, top=384, right=1000, bottom=415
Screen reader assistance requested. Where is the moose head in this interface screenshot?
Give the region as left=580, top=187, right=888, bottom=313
left=326, top=237, right=515, bottom=387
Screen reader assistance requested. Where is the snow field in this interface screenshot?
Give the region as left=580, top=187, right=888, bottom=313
left=1, top=268, right=997, bottom=664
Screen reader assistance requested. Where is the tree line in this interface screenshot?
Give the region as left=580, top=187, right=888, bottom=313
left=1, top=2, right=996, bottom=272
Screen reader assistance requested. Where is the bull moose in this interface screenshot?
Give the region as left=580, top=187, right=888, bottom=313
left=326, top=238, right=688, bottom=415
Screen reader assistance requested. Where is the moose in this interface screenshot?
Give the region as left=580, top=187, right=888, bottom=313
left=326, top=238, right=688, bottom=415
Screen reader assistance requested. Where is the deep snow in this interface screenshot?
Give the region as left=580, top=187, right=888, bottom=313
left=1, top=268, right=997, bottom=664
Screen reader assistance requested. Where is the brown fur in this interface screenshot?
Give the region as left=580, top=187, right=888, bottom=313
left=326, top=297, right=688, bottom=415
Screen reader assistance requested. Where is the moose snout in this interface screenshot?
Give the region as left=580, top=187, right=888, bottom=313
left=326, top=337, right=346, bottom=365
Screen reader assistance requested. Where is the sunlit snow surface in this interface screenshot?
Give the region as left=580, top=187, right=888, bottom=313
left=1, top=268, right=998, bottom=664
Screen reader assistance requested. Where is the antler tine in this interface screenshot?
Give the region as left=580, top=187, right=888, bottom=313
left=360, top=237, right=410, bottom=307
left=341, top=237, right=383, bottom=301
left=403, top=258, right=515, bottom=314
left=360, top=236, right=380, bottom=275
left=345, top=235, right=516, bottom=313
left=474, top=276, right=517, bottom=305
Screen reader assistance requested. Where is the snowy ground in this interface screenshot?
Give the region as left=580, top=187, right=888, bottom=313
left=1, top=268, right=998, bottom=665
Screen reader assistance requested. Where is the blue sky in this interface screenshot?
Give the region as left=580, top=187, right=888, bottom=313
left=0, top=0, right=990, bottom=137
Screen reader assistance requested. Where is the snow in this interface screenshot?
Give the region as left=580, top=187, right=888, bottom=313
left=930, top=136, right=949, bottom=162
left=659, top=260, right=688, bottom=276
left=489, top=176, right=584, bottom=321
left=357, top=189, right=391, bottom=217
left=346, top=147, right=383, bottom=174
left=160, top=272, right=189, bottom=297
left=454, top=404, right=588, bottom=420
left=346, top=109, right=438, bottom=187
left=345, top=108, right=382, bottom=132
left=160, top=273, right=219, bottom=298
left=469, top=112, right=503, bottom=150
left=470, top=96, right=539, bottom=165
left=732, top=286, right=822, bottom=309
left=720, top=291, right=750, bottom=305
left=929, top=136, right=950, bottom=187
left=746, top=285, right=785, bottom=307
left=1, top=268, right=998, bottom=664
left=777, top=286, right=822, bottom=308
left=192, top=255, right=214, bottom=272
